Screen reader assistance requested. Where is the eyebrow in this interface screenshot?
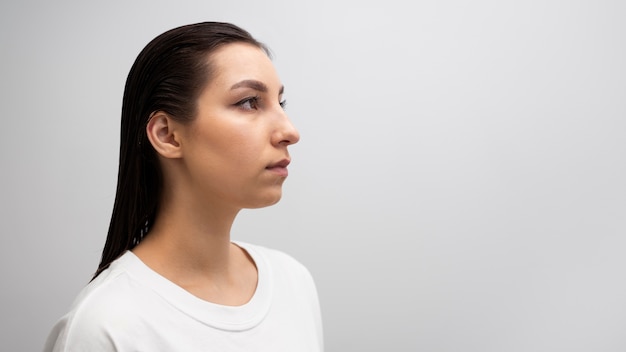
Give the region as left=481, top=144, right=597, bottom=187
left=230, top=79, right=284, bottom=95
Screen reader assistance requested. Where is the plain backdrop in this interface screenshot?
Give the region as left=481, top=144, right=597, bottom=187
left=1, top=0, right=624, bottom=351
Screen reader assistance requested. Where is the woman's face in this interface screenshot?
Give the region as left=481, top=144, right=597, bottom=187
left=177, top=42, right=300, bottom=210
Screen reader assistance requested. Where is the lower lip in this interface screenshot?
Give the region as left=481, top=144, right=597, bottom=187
left=266, top=167, right=288, bottom=177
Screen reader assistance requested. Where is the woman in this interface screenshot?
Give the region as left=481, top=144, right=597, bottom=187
left=44, top=22, right=323, bottom=351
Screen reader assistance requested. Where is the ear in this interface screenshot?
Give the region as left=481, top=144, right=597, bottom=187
left=146, top=111, right=183, bottom=159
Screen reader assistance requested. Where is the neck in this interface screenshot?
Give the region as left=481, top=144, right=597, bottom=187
left=129, top=160, right=260, bottom=305
left=133, top=191, right=240, bottom=272
left=131, top=199, right=258, bottom=305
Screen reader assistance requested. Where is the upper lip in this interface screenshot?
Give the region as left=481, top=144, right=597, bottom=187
left=267, top=159, right=290, bottom=168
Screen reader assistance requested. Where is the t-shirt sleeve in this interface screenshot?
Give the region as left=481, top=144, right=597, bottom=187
left=43, top=312, right=118, bottom=352
left=43, top=272, right=143, bottom=352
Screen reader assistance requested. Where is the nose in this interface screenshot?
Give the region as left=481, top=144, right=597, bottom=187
left=273, top=111, right=300, bottom=147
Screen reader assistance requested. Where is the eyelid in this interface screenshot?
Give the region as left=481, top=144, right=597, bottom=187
left=235, top=95, right=260, bottom=111
left=234, top=94, right=286, bottom=111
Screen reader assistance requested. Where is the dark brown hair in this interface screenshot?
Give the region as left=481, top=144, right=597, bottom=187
left=94, top=22, right=268, bottom=279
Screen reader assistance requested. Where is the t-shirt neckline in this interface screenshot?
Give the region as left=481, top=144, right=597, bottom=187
left=113, top=241, right=273, bottom=331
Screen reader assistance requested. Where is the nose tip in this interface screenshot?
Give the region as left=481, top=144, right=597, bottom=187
left=286, top=124, right=300, bottom=145
left=279, top=125, right=299, bottom=146
left=276, top=111, right=300, bottom=146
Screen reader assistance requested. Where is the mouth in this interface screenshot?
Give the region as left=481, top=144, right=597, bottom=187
left=266, top=159, right=290, bottom=177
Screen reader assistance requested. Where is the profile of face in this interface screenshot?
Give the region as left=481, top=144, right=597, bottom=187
left=156, top=42, right=300, bottom=211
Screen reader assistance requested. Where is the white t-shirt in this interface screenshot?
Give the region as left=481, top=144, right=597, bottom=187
left=44, top=242, right=324, bottom=351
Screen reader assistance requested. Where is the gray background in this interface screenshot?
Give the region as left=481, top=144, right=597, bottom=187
left=1, top=0, right=625, bottom=351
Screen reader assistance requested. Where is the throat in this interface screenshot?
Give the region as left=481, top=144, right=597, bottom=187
left=182, top=245, right=258, bottom=306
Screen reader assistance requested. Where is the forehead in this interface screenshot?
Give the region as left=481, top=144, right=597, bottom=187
left=207, top=43, right=280, bottom=90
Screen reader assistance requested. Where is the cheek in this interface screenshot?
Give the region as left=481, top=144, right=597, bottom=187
left=232, top=143, right=261, bottom=165
left=186, top=113, right=268, bottom=174
left=207, top=128, right=263, bottom=171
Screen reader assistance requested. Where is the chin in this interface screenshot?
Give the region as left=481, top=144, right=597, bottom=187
left=244, top=191, right=283, bottom=209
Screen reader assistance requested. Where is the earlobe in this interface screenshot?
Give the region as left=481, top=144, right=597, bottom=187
left=146, top=111, right=183, bottom=159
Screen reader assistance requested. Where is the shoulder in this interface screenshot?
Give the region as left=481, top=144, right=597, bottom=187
left=44, top=253, right=155, bottom=351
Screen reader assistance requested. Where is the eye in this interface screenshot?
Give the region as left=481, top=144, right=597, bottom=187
left=236, top=96, right=260, bottom=111
left=279, top=99, right=287, bottom=110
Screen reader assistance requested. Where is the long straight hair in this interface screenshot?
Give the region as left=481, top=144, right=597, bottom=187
left=93, top=22, right=268, bottom=279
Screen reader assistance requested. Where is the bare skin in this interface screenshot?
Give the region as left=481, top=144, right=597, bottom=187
left=132, top=42, right=299, bottom=306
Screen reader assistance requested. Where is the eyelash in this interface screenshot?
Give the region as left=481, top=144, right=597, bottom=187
left=236, top=96, right=287, bottom=111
